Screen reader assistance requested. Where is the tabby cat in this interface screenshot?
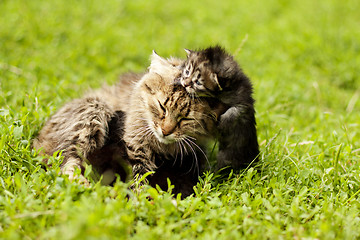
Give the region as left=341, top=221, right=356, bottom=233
left=34, top=52, right=221, bottom=195
left=177, top=46, right=259, bottom=170
left=118, top=52, right=219, bottom=186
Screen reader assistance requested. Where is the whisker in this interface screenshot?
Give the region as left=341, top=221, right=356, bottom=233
left=185, top=136, right=210, bottom=169
left=187, top=136, right=197, bottom=141
left=128, top=126, right=153, bottom=145
left=173, top=142, right=180, bottom=167
left=179, top=141, right=187, bottom=165
left=183, top=138, right=199, bottom=175
left=127, top=126, right=148, bottom=140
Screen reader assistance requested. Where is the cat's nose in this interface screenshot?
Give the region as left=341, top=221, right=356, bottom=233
left=161, top=124, right=176, bottom=136
left=183, top=79, right=191, bottom=87
left=161, top=128, right=171, bottom=136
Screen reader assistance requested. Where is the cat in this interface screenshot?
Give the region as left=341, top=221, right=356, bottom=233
left=34, top=52, right=223, bottom=196
left=176, top=45, right=259, bottom=171
left=118, top=52, right=221, bottom=186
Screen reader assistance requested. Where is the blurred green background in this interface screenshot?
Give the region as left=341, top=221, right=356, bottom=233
left=1, top=0, right=359, bottom=141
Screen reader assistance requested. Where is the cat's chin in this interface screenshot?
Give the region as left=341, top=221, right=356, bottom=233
left=184, top=86, right=196, bottom=95
left=157, top=137, right=176, bottom=144
left=153, top=130, right=176, bottom=144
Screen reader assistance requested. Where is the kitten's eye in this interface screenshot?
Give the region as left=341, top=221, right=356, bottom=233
left=195, top=80, right=202, bottom=86
left=184, top=69, right=190, bottom=76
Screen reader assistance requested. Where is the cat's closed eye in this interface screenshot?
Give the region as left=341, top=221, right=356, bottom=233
left=158, top=104, right=166, bottom=119
left=178, top=117, right=194, bottom=127
left=177, top=116, right=194, bottom=122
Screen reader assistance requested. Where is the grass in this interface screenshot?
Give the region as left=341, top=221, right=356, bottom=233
left=1, top=0, right=360, bottom=239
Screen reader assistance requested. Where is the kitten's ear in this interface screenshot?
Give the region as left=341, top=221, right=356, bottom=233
left=184, top=48, right=193, bottom=57
left=211, top=73, right=223, bottom=91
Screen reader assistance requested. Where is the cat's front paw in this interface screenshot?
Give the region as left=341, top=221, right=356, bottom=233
left=61, top=159, right=90, bottom=187
left=64, top=170, right=91, bottom=187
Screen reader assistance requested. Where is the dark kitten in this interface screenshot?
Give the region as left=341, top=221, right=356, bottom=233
left=177, top=46, right=259, bottom=170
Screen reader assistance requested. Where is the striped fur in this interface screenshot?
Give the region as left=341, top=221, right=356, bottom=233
left=33, top=97, right=114, bottom=184
left=34, top=53, right=219, bottom=189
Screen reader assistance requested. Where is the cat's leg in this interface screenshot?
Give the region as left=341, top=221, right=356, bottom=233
left=60, top=97, right=115, bottom=183
left=37, top=97, right=114, bottom=183
left=217, top=106, right=259, bottom=170
left=61, top=156, right=89, bottom=185
left=125, top=145, right=157, bottom=187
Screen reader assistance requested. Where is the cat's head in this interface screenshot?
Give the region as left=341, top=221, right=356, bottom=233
left=137, top=53, right=215, bottom=144
left=178, top=46, right=228, bottom=97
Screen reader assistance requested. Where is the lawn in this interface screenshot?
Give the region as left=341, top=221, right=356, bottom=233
left=1, top=0, right=360, bottom=239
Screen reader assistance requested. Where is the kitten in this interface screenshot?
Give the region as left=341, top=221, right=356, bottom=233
left=177, top=46, right=259, bottom=170
left=34, top=52, right=221, bottom=196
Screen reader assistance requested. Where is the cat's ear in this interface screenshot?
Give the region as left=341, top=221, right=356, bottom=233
left=210, top=72, right=223, bottom=91
left=184, top=49, right=193, bottom=57
left=149, top=50, right=168, bottom=73
left=151, top=50, right=164, bottom=63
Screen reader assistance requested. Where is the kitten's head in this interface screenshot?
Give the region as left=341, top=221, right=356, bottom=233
left=178, top=46, right=230, bottom=97
left=137, top=53, right=215, bottom=144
